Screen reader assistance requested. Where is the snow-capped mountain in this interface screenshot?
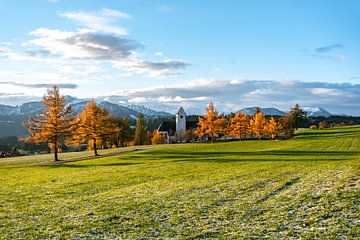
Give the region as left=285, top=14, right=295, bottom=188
left=127, top=104, right=172, bottom=118
left=0, top=101, right=43, bottom=116
left=239, top=107, right=286, bottom=116
left=303, top=107, right=332, bottom=117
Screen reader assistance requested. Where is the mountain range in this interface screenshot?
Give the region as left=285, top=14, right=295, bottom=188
left=0, top=97, right=334, bottom=137
left=239, top=107, right=332, bottom=117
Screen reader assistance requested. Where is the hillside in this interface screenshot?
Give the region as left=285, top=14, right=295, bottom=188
left=0, top=126, right=359, bottom=238
left=0, top=100, right=172, bottom=137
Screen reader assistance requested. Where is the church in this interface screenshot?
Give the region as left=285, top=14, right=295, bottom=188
left=157, top=107, right=198, bottom=143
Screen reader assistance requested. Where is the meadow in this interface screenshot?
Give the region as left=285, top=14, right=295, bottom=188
left=0, top=126, right=359, bottom=239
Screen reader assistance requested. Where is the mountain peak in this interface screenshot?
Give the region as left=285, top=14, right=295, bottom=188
left=303, top=106, right=332, bottom=117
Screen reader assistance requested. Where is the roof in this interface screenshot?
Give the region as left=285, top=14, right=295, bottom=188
left=158, top=119, right=199, bottom=132
left=158, top=121, right=176, bottom=132
left=177, top=106, right=186, bottom=115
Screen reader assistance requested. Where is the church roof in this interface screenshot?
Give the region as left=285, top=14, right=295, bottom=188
left=158, top=121, right=176, bottom=132
left=177, top=106, right=186, bottom=114
left=157, top=119, right=199, bottom=133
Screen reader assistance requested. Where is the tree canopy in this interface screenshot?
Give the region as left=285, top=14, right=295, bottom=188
left=24, top=86, right=77, bottom=161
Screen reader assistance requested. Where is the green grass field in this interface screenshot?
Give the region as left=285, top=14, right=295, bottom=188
left=1, top=127, right=359, bottom=239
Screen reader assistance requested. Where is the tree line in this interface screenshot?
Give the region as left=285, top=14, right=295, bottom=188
left=23, top=86, right=307, bottom=161
left=194, top=101, right=306, bottom=143
left=24, top=87, right=150, bottom=161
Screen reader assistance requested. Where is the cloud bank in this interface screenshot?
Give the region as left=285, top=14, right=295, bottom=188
left=0, top=8, right=190, bottom=77
left=0, top=82, right=78, bottom=89
left=106, top=79, right=360, bottom=115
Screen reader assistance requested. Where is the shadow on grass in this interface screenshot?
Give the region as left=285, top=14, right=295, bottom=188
left=41, top=162, right=142, bottom=168
left=173, top=158, right=350, bottom=163
left=138, top=150, right=355, bottom=162
left=295, top=131, right=360, bottom=140
left=145, top=150, right=360, bottom=156
left=256, top=177, right=300, bottom=204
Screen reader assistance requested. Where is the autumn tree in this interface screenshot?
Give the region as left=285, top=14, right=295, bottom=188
left=250, top=111, right=267, bottom=139
left=266, top=117, right=282, bottom=140
left=24, top=86, right=77, bottom=161
left=195, top=101, right=227, bottom=143
left=145, top=130, right=153, bottom=145
left=319, top=121, right=328, bottom=129
left=228, top=112, right=250, bottom=140
left=70, top=101, right=117, bottom=156
left=152, top=130, right=165, bottom=144
left=280, top=114, right=294, bottom=139
left=134, top=113, right=147, bottom=145
left=182, top=129, right=197, bottom=143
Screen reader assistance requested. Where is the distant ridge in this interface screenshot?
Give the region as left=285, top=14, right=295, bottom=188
left=239, top=107, right=286, bottom=116
left=238, top=106, right=333, bottom=117
left=126, top=104, right=172, bottom=118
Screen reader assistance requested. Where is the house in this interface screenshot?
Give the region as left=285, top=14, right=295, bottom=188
left=158, top=107, right=198, bottom=143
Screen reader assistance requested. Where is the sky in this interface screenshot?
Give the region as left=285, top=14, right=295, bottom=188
left=0, top=0, right=360, bottom=115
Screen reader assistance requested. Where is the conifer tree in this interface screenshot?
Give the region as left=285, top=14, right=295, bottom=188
left=289, top=103, right=307, bottom=130
left=112, top=118, right=133, bottom=147
left=250, top=111, right=267, bottom=139
left=195, top=101, right=227, bottom=143
left=229, top=112, right=250, bottom=140
left=70, top=101, right=117, bottom=156
left=24, top=86, right=77, bottom=161
left=134, top=113, right=146, bottom=145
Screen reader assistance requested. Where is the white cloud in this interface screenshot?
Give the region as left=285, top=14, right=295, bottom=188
left=27, top=28, right=140, bottom=60
left=155, top=51, right=164, bottom=57
left=310, top=88, right=341, bottom=96
left=106, top=79, right=360, bottom=115
left=59, top=8, right=131, bottom=35
left=112, top=58, right=190, bottom=77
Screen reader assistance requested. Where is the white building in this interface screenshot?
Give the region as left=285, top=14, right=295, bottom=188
left=158, top=106, right=198, bottom=143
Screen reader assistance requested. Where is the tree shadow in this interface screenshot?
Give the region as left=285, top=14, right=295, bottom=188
left=139, top=150, right=357, bottom=162
left=295, top=131, right=360, bottom=140
left=41, top=162, right=142, bottom=168
left=144, top=150, right=359, bottom=158
left=173, top=158, right=350, bottom=163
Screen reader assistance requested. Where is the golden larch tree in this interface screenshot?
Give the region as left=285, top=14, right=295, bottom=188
left=24, top=86, right=77, bottom=161
left=70, top=101, right=118, bottom=156
left=195, top=101, right=227, bottom=143
left=151, top=130, right=165, bottom=144
left=229, top=112, right=250, bottom=140
left=266, top=117, right=282, bottom=140
left=250, top=111, right=267, bottom=139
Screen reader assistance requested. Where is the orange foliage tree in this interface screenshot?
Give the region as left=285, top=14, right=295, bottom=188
left=24, top=86, right=77, bottom=161
left=151, top=130, right=165, bottom=144
left=266, top=117, right=282, bottom=140
left=70, top=101, right=117, bottom=156
left=250, top=111, right=267, bottom=139
left=228, top=112, right=250, bottom=140
left=195, top=101, right=227, bottom=143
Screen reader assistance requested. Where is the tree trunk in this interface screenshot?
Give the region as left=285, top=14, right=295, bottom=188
left=211, top=134, right=214, bottom=144
left=54, top=138, right=59, bottom=161
left=239, top=135, right=242, bottom=141
left=93, top=139, right=99, bottom=156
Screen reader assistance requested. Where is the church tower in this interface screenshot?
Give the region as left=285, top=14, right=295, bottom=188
left=176, top=106, right=186, bottom=134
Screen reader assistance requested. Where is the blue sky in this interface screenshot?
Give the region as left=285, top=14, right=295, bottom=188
left=0, top=0, right=360, bottom=114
